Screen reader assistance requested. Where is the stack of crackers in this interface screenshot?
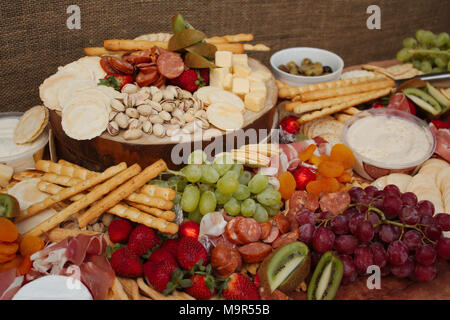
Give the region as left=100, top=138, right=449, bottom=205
left=299, top=116, right=345, bottom=145
left=362, top=63, right=423, bottom=80
left=277, top=74, right=395, bottom=124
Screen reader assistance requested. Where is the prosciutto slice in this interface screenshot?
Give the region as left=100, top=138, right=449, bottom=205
left=28, top=234, right=113, bottom=300
left=430, top=123, right=450, bottom=162
left=0, top=269, right=23, bottom=300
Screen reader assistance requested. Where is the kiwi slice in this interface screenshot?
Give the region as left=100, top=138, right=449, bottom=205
left=186, top=42, right=217, bottom=60
left=171, top=14, right=194, bottom=33
left=426, top=83, right=449, bottom=112
left=258, top=241, right=310, bottom=293
left=184, top=52, right=216, bottom=69
left=307, top=251, right=343, bottom=300
left=168, top=29, right=206, bottom=52
left=0, top=194, right=20, bottom=218
left=403, top=88, right=441, bottom=116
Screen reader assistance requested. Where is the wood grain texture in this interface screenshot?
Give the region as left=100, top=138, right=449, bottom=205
left=1, top=0, right=449, bottom=112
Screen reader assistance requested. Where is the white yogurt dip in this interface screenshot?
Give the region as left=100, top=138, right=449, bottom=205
left=346, top=114, right=434, bottom=166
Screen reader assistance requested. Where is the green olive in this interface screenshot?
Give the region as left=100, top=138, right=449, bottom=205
left=301, top=58, right=313, bottom=66
left=289, top=67, right=299, bottom=75
left=305, top=63, right=324, bottom=76
left=286, top=61, right=298, bottom=69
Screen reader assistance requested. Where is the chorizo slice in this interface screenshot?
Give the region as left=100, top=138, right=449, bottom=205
left=273, top=214, right=290, bottom=234
left=156, top=51, right=185, bottom=79
left=272, top=230, right=299, bottom=249
left=238, top=243, right=272, bottom=263
left=262, top=225, right=280, bottom=244
left=291, top=190, right=319, bottom=212
left=259, top=222, right=272, bottom=240
left=319, top=191, right=351, bottom=214
left=211, top=244, right=240, bottom=277
left=109, top=57, right=134, bottom=75
left=100, top=56, right=116, bottom=74
left=224, top=217, right=244, bottom=245
left=135, top=70, right=159, bottom=87
left=236, top=218, right=261, bottom=244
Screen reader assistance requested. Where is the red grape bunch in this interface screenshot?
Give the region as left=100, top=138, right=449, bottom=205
left=296, top=184, right=450, bottom=284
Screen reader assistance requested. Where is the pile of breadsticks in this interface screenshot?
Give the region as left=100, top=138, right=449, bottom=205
left=85, top=33, right=270, bottom=56
left=16, top=159, right=179, bottom=237
left=277, top=74, right=395, bottom=124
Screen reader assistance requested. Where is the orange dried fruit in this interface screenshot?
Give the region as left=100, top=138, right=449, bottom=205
left=0, top=255, right=22, bottom=273
left=20, top=235, right=45, bottom=257
left=0, top=242, right=19, bottom=255
left=0, top=253, right=17, bottom=263
left=330, top=144, right=355, bottom=169
left=318, top=160, right=345, bottom=178
left=277, top=171, right=297, bottom=200
left=337, top=171, right=352, bottom=183
left=306, top=177, right=340, bottom=196
left=18, top=255, right=32, bottom=275
left=298, top=144, right=316, bottom=162
left=0, top=217, right=18, bottom=242
left=309, top=155, right=321, bottom=166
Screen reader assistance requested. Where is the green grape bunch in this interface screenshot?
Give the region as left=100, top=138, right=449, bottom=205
left=396, top=29, right=450, bottom=74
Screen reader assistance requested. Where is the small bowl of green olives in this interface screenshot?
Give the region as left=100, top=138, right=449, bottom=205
left=270, top=47, right=344, bottom=86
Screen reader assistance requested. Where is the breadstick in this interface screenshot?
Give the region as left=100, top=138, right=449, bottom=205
left=137, top=278, right=193, bottom=300
left=300, top=79, right=395, bottom=102
left=36, top=160, right=95, bottom=180
left=107, top=277, right=130, bottom=300
left=223, top=33, right=254, bottom=42
left=25, top=163, right=140, bottom=237
left=107, top=203, right=178, bottom=234
left=125, top=201, right=176, bottom=221
left=118, top=278, right=141, bottom=300
left=243, top=43, right=270, bottom=52
left=205, top=36, right=229, bottom=44
left=214, top=43, right=245, bottom=54
left=140, top=184, right=176, bottom=201
left=287, top=91, right=371, bottom=113
left=77, top=160, right=167, bottom=228
left=297, top=88, right=392, bottom=123
left=37, top=181, right=85, bottom=202
left=125, top=193, right=173, bottom=210
left=24, top=162, right=127, bottom=219
left=57, top=159, right=96, bottom=172
left=41, top=173, right=83, bottom=187
left=84, top=47, right=131, bottom=56
left=342, top=107, right=360, bottom=115
left=104, top=39, right=168, bottom=51
left=278, top=74, right=387, bottom=99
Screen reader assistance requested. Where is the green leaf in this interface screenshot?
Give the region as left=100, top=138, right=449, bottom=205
left=98, top=75, right=121, bottom=90
left=179, top=279, right=193, bottom=288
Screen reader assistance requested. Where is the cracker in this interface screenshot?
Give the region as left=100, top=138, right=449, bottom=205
left=243, top=43, right=270, bottom=52
left=12, top=170, right=43, bottom=181
left=334, top=113, right=352, bottom=123
left=309, top=118, right=343, bottom=139
left=318, top=132, right=343, bottom=146
left=440, top=88, right=450, bottom=100
left=14, top=105, right=49, bottom=144
left=386, top=63, right=413, bottom=76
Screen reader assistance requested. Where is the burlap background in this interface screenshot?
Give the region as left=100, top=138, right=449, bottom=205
left=0, top=0, right=448, bottom=112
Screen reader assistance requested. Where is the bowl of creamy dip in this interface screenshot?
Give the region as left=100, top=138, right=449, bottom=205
left=0, top=112, right=49, bottom=172
left=342, top=108, right=435, bottom=180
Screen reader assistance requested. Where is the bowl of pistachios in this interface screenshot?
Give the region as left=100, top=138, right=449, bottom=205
left=270, top=47, right=344, bottom=86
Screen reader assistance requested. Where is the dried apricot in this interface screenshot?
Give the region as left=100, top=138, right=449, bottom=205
left=318, top=160, right=345, bottom=178
left=0, top=255, right=22, bottom=273
left=0, top=242, right=19, bottom=255
left=298, top=144, right=317, bottom=162
left=20, top=235, right=45, bottom=256
left=0, top=217, right=18, bottom=242
left=0, top=253, right=17, bottom=263
left=337, top=171, right=352, bottom=183
left=277, top=171, right=297, bottom=200
left=309, top=155, right=321, bottom=166
left=330, top=144, right=355, bottom=169
left=18, top=255, right=31, bottom=275
left=306, top=177, right=340, bottom=196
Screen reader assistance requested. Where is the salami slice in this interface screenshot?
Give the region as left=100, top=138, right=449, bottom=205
left=238, top=243, right=272, bottom=263
left=272, top=230, right=299, bottom=249
left=236, top=218, right=261, bottom=244
left=319, top=191, right=351, bottom=214
left=156, top=51, right=184, bottom=79
left=211, top=244, right=241, bottom=277
left=100, top=57, right=116, bottom=74
left=388, top=93, right=411, bottom=113
left=225, top=217, right=244, bottom=245
left=109, top=56, right=134, bottom=75
left=259, top=222, right=272, bottom=240
left=273, top=214, right=290, bottom=234
left=262, top=225, right=280, bottom=244
left=291, top=191, right=319, bottom=212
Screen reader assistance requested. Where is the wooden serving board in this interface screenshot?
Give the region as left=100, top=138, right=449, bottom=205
left=50, top=58, right=278, bottom=170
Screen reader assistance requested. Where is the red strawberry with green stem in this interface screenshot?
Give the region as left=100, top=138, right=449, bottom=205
left=221, top=273, right=260, bottom=300
left=144, top=260, right=179, bottom=293
left=148, top=247, right=178, bottom=266
left=128, top=224, right=161, bottom=256
left=108, top=218, right=133, bottom=244
left=109, top=247, right=143, bottom=278
left=170, top=69, right=208, bottom=92
left=160, top=239, right=179, bottom=257
left=185, top=274, right=217, bottom=300
left=176, top=236, right=208, bottom=270
left=99, top=73, right=134, bottom=91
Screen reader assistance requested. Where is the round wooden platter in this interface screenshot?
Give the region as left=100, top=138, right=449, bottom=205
left=50, top=57, right=279, bottom=171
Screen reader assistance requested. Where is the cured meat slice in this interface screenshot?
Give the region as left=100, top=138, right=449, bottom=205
left=224, top=217, right=244, bottom=245
left=259, top=222, right=272, bottom=240
left=272, top=230, right=299, bottom=249
left=236, top=218, right=262, bottom=244
left=273, top=214, right=291, bottom=234
left=319, top=191, right=351, bottom=214
left=238, top=243, right=272, bottom=263
left=430, top=123, right=450, bottom=162
left=156, top=50, right=184, bottom=79
left=211, top=244, right=241, bottom=277
left=262, top=225, right=280, bottom=244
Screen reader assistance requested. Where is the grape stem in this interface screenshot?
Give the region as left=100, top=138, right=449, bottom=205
left=164, top=169, right=185, bottom=177
left=406, top=49, right=450, bottom=56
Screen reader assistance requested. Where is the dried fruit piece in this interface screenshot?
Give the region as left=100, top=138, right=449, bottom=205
left=19, top=235, right=45, bottom=256
left=318, top=160, right=344, bottom=178
left=309, top=155, right=321, bottom=166
left=307, top=251, right=343, bottom=300
left=298, top=145, right=317, bottom=162
left=306, top=177, right=340, bottom=196
left=0, top=242, right=19, bottom=255
left=337, top=171, right=352, bottom=183
left=0, top=253, right=17, bottom=263
left=18, top=255, right=32, bottom=275
left=330, top=144, right=355, bottom=169
left=277, top=171, right=297, bottom=200
left=0, top=217, right=18, bottom=242
left=0, top=255, right=22, bottom=273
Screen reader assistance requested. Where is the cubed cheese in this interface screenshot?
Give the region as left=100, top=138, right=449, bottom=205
left=223, top=73, right=233, bottom=90
left=210, top=67, right=230, bottom=88
left=232, top=77, right=250, bottom=97
left=0, top=164, right=13, bottom=187
left=232, top=64, right=251, bottom=78
left=250, top=70, right=271, bottom=82
left=244, top=92, right=265, bottom=112
left=232, top=54, right=248, bottom=67
left=215, top=51, right=233, bottom=68
left=250, top=80, right=267, bottom=94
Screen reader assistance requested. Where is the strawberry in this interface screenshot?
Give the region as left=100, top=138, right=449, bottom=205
left=198, top=68, right=209, bottom=85
left=148, top=247, right=178, bottom=266
left=108, top=218, right=133, bottom=243
left=253, top=274, right=260, bottom=288
left=170, top=69, right=207, bottom=92
left=176, top=236, right=208, bottom=270
left=98, top=73, right=134, bottom=91
left=128, top=225, right=161, bottom=256
left=109, top=247, right=143, bottom=277
left=160, top=239, right=179, bottom=257
left=431, top=119, right=450, bottom=129
left=144, top=260, right=177, bottom=293
left=280, top=116, right=300, bottom=134
left=222, top=273, right=260, bottom=300
left=185, top=274, right=217, bottom=300
left=178, top=221, right=200, bottom=239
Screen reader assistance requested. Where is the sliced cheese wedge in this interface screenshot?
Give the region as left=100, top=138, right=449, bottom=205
left=385, top=173, right=412, bottom=193
left=206, top=102, right=243, bottom=131
left=195, top=86, right=244, bottom=111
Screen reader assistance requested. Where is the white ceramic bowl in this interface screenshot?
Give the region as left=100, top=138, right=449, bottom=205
left=270, top=47, right=344, bottom=86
